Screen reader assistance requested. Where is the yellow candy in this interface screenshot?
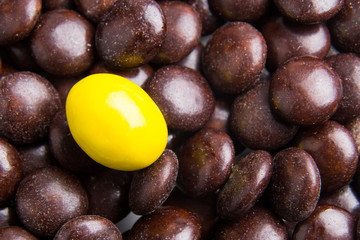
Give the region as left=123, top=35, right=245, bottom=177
left=65, top=73, right=168, bottom=171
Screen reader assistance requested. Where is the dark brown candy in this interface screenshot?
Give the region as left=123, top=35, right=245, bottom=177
left=319, top=184, right=360, bottom=218
left=50, top=75, right=82, bottom=106
left=151, top=1, right=202, bottom=65
left=216, top=150, right=273, bottom=220
left=204, top=94, right=233, bottom=135
left=261, top=15, right=331, bottom=71
left=0, top=138, right=22, bottom=205
left=96, top=0, right=166, bottom=69
left=17, top=141, right=54, bottom=176
left=293, top=205, right=355, bottom=240
left=31, top=9, right=95, bottom=76
left=15, top=167, right=88, bottom=237
left=0, top=226, right=38, bottom=240
left=49, top=110, right=105, bottom=173
left=129, top=206, right=202, bottom=240
left=177, top=127, right=235, bottom=198
left=267, top=147, right=321, bottom=222
left=146, top=65, right=215, bottom=131
left=84, top=169, right=132, bottom=224
left=176, top=42, right=203, bottom=72
left=0, top=71, right=61, bottom=144
left=269, top=56, right=342, bottom=126
left=89, top=62, right=154, bottom=89
left=74, top=0, right=117, bottom=22
left=54, top=215, right=123, bottom=240
left=164, top=188, right=218, bottom=240
left=202, top=22, right=267, bottom=94
left=129, top=149, right=178, bottom=215
left=208, top=0, right=271, bottom=22
left=42, top=0, right=75, bottom=11
left=274, top=0, right=344, bottom=24
left=230, top=77, right=298, bottom=151
left=0, top=0, right=42, bottom=45
left=346, top=115, right=360, bottom=153
left=183, top=0, right=224, bottom=36
left=166, top=130, right=192, bottom=155
left=326, top=53, right=360, bottom=123
left=328, top=0, right=360, bottom=54
left=214, top=205, right=287, bottom=240
left=293, top=120, right=359, bottom=193
left=5, top=38, right=42, bottom=72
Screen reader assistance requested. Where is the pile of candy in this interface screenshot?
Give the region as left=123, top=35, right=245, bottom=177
left=0, top=0, right=360, bottom=239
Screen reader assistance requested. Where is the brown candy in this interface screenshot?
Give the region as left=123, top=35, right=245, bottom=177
left=0, top=138, right=22, bottom=205
left=269, top=56, right=342, bottom=126
left=151, top=1, right=202, bottom=65
left=293, top=205, right=355, bottom=240
left=230, top=77, right=298, bottom=151
left=0, top=226, right=38, bottom=240
left=326, top=53, right=360, bottom=123
left=49, top=110, right=105, bottom=173
left=15, top=167, right=88, bottom=237
left=214, top=205, right=287, bottom=240
left=261, top=15, right=331, bottom=71
left=293, top=120, right=359, bottom=193
left=84, top=169, right=132, bottom=224
left=146, top=65, right=215, bottom=131
left=54, top=215, right=123, bottom=240
left=177, top=127, right=235, bottom=198
left=274, top=0, right=344, bottom=24
left=129, top=206, right=202, bottom=240
left=208, top=0, right=271, bottom=22
left=216, top=150, right=273, bottom=220
left=74, top=0, right=118, bottom=22
left=31, top=9, right=95, bottom=76
left=202, top=21, right=267, bottom=94
left=0, top=0, right=42, bottom=45
left=346, top=115, right=360, bottom=153
left=267, top=147, right=321, bottom=222
left=0, top=205, right=19, bottom=228
left=95, top=0, right=166, bottom=69
left=129, top=149, right=178, bottom=215
left=0, top=71, right=61, bottom=144
left=328, top=0, right=360, bottom=54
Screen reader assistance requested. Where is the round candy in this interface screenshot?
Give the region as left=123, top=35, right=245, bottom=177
left=65, top=73, right=168, bottom=171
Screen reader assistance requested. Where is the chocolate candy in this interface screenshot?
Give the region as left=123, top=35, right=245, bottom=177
left=42, top=0, right=74, bottom=11
left=146, top=65, right=215, bottom=131
left=151, top=1, right=202, bottom=65
left=270, top=56, right=342, bottom=126
left=0, top=205, right=19, bottom=228
left=346, top=115, right=360, bottom=153
left=326, top=53, right=360, bottom=123
left=31, top=9, right=95, bottom=76
left=0, top=138, right=22, bottom=205
left=84, top=169, right=132, bottom=223
left=293, top=120, right=359, bottom=193
left=0, top=0, right=42, bottom=45
left=95, top=0, right=166, bottom=69
left=267, top=147, right=321, bottom=222
left=208, top=0, right=271, bottom=22
left=293, top=205, right=355, bottom=240
left=74, top=0, right=118, bottom=22
left=274, top=0, right=344, bottom=24
left=202, top=21, right=267, bottom=94
left=129, top=149, right=178, bottom=215
left=216, top=150, right=273, bottom=220
left=129, top=206, right=202, bottom=239
left=15, top=167, right=88, bottom=237
left=177, top=127, right=235, bottom=198
left=0, top=226, right=38, bottom=240
left=261, top=15, right=331, bottom=71
left=214, top=205, right=287, bottom=240
left=328, top=0, right=360, bottom=54
left=54, top=215, right=123, bottom=240
left=230, top=77, right=298, bottom=151
left=0, top=71, right=61, bottom=144
left=49, top=110, right=105, bottom=173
